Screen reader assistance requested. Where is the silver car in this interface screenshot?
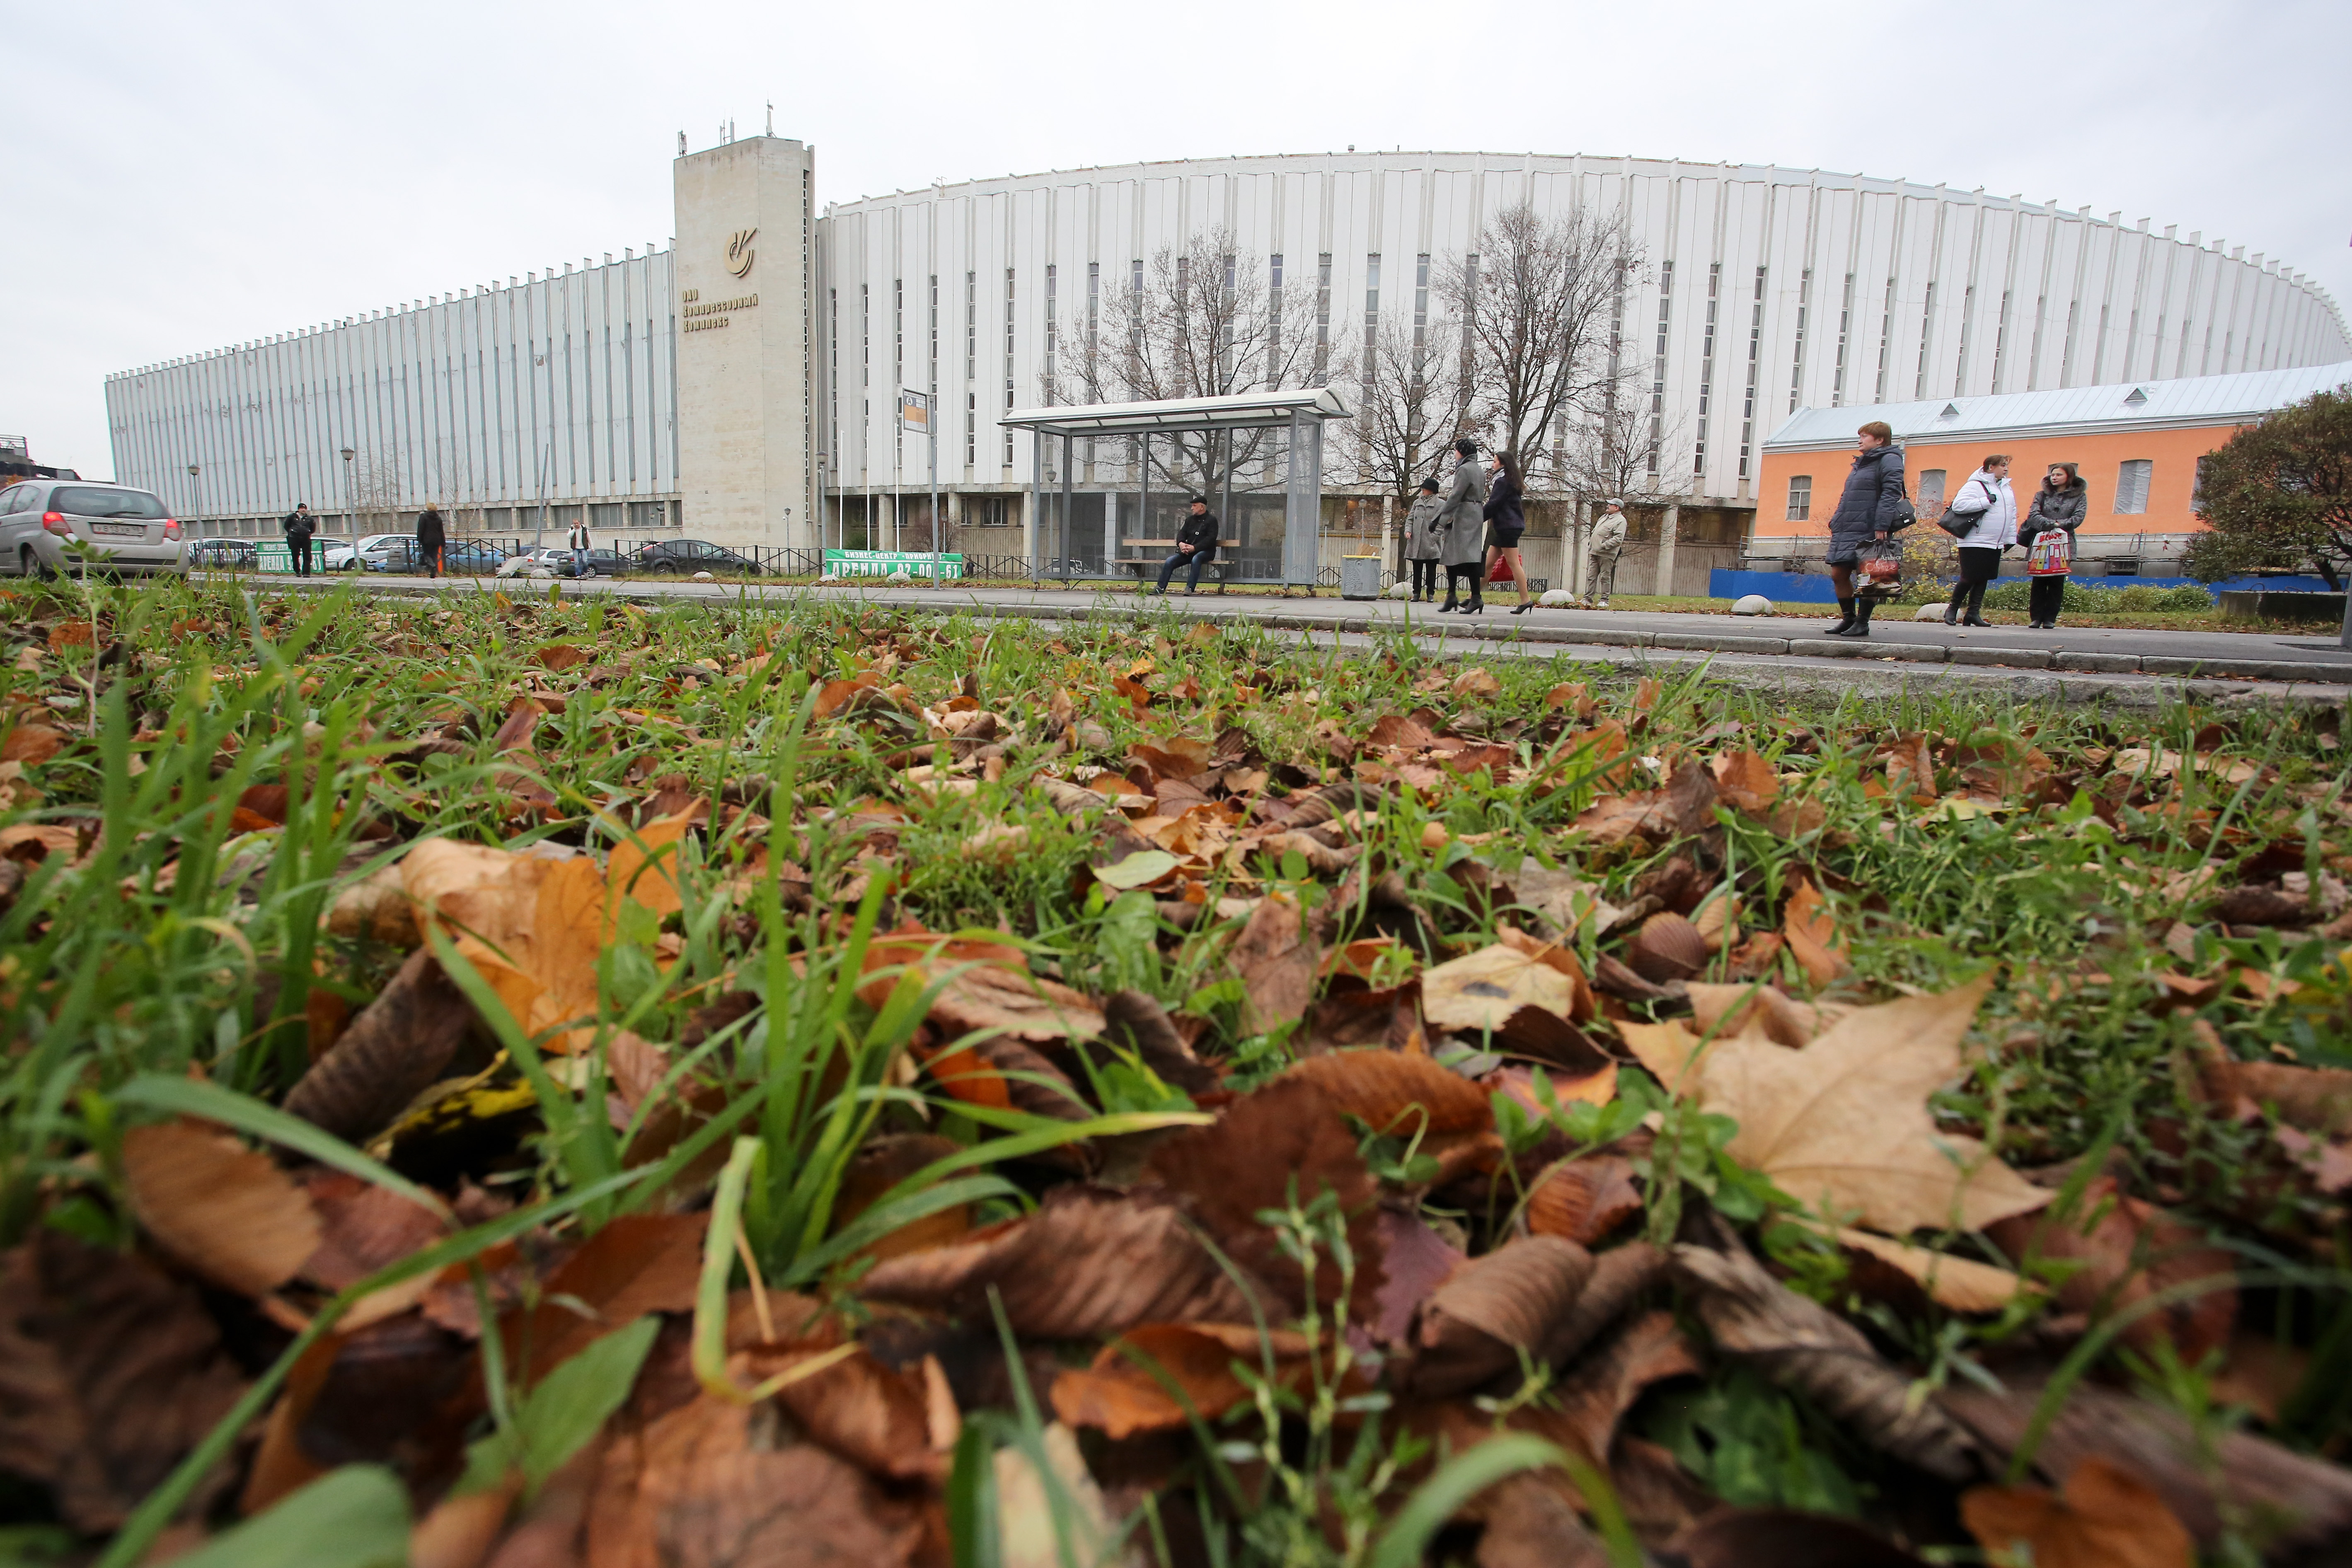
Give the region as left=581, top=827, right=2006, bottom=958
left=0, top=480, right=186, bottom=578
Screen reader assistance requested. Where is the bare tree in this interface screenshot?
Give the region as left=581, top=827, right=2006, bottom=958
left=1048, top=227, right=1327, bottom=497
left=1561, top=372, right=1694, bottom=506
left=1438, top=203, right=1641, bottom=482
left=1344, top=308, right=1470, bottom=508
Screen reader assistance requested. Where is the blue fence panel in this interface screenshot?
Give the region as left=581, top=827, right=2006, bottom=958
left=1708, top=569, right=2335, bottom=604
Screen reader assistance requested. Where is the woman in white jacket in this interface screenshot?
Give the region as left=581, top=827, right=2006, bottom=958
left=1940, top=455, right=2016, bottom=626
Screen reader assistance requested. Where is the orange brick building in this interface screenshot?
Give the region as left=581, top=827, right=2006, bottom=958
left=1754, top=361, right=2352, bottom=576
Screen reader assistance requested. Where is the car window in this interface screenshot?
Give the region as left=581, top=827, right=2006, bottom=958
left=0, top=486, right=24, bottom=513
left=52, top=486, right=167, bottom=519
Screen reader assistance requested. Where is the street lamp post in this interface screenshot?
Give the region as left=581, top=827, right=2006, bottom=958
left=340, top=448, right=356, bottom=549
left=185, top=465, right=202, bottom=540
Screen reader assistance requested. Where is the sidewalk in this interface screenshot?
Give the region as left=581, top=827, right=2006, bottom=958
left=201, top=573, right=2352, bottom=697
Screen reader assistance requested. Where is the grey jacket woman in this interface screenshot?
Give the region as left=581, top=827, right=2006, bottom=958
left=1403, top=491, right=1447, bottom=561
left=2021, top=478, right=2087, bottom=541
left=1437, top=457, right=1490, bottom=570
left=1824, top=444, right=1907, bottom=564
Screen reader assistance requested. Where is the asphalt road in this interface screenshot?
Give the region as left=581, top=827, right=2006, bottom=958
left=186, top=572, right=2352, bottom=707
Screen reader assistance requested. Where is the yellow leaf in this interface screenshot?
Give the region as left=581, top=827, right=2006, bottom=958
left=1828, top=1225, right=2037, bottom=1312
left=1616, top=1018, right=1706, bottom=1096
left=1691, top=975, right=2051, bottom=1235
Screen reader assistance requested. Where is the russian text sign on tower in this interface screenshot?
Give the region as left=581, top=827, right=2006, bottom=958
left=899, top=389, right=932, bottom=432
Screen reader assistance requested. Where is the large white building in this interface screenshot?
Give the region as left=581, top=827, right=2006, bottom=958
left=105, top=140, right=2348, bottom=563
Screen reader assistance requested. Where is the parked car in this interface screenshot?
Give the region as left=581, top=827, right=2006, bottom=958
left=632, top=539, right=762, bottom=576
left=511, top=546, right=628, bottom=578
left=189, top=538, right=260, bottom=571
left=0, top=480, right=185, bottom=578
left=437, top=540, right=511, bottom=575
left=322, top=532, right=407, bottom=571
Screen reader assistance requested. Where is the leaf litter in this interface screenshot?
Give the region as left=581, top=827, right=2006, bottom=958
left=2, top=578, right=2351, bottom=1565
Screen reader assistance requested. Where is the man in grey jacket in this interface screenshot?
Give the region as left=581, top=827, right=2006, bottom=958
left=1584, top=499, right=1628, bottom=606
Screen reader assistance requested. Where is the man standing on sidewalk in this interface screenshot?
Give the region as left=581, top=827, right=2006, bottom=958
left=416, top=505, right=447, bottom=579
left=1583, top=498, right=1628, bottom=607
left=1151, top=497, right=1221, bottom=596
left=567, top=514, right=592, bottom=577
left=282, top=503, right=317, bottom=577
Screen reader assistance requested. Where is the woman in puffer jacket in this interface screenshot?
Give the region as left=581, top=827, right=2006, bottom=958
left=2020, top=462, right=2088, bottom=629
left=1820, top=421, right=1909, bottom=638
left=1941, top=455, right=2016, bottom=626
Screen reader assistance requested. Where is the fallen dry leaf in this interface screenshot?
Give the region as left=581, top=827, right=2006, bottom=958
left=1986, top=1176, right=2235, bottom=1362
left=1050, top=1321, right=1314, bottom=1439
left=1828, top=1226, right=2034, bottom=1314
left=1229, top=892, right=1319, bottom=1036
left=1527, top=1155, right=1644, bottom=1247
left=403, top=837, right=606, bottom=1052
left=1691, top=976, right=2050, bottom=1236
left=121, top=1122, right=322, bottom=1297
left=1781, top=879, right=1851, bottom=987
left=1962, top=1456, right=2195, bottom=1568
left=1408, top=1235, right=1593, bottom=1396
left=0, top=1232, right=249, bottom=1533
left=283, top=949, right=474, bottom=1142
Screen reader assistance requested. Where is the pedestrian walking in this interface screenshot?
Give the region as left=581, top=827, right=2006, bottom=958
left=2019, top=462, right=2086, bottom=629
left=1483, top=450, right=1535, bottom=615
left=1150, top=496, right=1220, bottom=595
left=281, top=503, right=317, bottom=577
left=1585, top=498, right=1628, bottom=607
left=1821, top=421, right=1909, bottom=638
left=567, top=515, right=592, bottom=577
left=1402, top=477, right=1445, bottom=602
left=1941, top=455, right=2016, bottom=626
left=1434, top=438, right=1490, bottom=614
left=416, top=505, right=447, bottom=579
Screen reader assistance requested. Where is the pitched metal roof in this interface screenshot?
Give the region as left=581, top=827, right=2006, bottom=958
left=1765, top=361, right=2352, bottom=451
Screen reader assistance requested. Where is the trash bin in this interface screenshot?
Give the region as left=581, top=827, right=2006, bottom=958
left=1340, top=554, right=1382, bottom=600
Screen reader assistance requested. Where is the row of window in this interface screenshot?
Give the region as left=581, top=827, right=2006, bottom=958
left=1784, top=457, right=2161, bottom=521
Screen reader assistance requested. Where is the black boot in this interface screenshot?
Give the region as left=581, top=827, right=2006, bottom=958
left=1438, top=569, right=1461, bottom=613
left=1823, top=596, right=1856, bottom=635
left=1943, top=596, right=1961, bottom=626
left=1850, top=598, right=1875, bottom=637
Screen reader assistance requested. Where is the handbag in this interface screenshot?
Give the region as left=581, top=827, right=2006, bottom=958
left=2025, top=528, right=2071, bottom=576
left=1487, top=554, right=1512, bottom=583
left=1855, top=542, right=1904, bottom=601
left=1938, top=479, right=1989, bottom=539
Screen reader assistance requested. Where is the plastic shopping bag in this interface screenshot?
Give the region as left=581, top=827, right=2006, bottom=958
left=1855, top=543, right=1904, bottom=601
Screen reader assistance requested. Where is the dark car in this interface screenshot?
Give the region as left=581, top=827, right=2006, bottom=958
left=189, top=538, right=260, bottom=571
left=559, top=548, right=630, bottom=579
left=632, top=539, right=762, bottom=576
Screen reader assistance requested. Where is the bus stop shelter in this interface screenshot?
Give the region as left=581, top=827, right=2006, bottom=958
left=1002, top=387, right=1350, bottom=588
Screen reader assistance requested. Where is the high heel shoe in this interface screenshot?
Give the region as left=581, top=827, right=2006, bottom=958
left=1510, top=602, right=1533, bottom=615
left=1943, top=605, right=1960, bottom=626
left=1437, top=599, right=1459, bottom=614
left=1464, top=598, right=1486, bottom=616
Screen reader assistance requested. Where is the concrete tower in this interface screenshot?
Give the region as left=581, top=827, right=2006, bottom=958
left=673, top=135, right=815, bottom=548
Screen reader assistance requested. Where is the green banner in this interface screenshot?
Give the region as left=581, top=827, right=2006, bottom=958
left=823, top=549, right=962, bottom=580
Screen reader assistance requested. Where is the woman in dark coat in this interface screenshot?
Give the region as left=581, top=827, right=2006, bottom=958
left=1483, top=450, right=1534, bottom=614
left=1821, top=421, right=1908, bottom=638
left=2019, top=462, right=2088, bottom=629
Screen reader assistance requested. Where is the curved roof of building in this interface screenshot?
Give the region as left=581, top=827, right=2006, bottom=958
left=1765, top=361, right=2352, bottom=450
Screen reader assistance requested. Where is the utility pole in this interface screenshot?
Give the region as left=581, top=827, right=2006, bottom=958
left=186, top=465, right=202, bottom=540
left=900, top=387, right=939, bottom=584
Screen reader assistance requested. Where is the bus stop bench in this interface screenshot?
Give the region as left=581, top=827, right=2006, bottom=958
left=1120, top=540, right=1243, bottom=593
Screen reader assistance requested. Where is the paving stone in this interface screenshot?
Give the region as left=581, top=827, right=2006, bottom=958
left=1652, top=632, right=1793, bottom=655
left=2050, top=651, right=2140, bottom=673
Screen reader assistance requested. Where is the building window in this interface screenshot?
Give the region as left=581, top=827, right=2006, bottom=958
left=1788, top=269, right=1812, bottom=414
left=927, top=275, right=938, bottom=393
left=965, top=392, right=976, bottom=467
left=1045, top=263, right=1057, bottom=388
left=1648, top=260, right=1674, bottom=477
left=1918, top=469, right=1947, bottom=508
left=1314, top=253, right=1333, bottom=384
left=1268, top=253, right=1283, bottom=374
left=1737, top=264, right=1766, bottom=481
left=1832, top=272, right=1855, bottom=407
left=2115, top=458, right=2152, bottom=514
left=1692, top=261, right=1720, bottom=479
left=1362, top=252, right=1382, bottom=369
left=1003, top=268, right=1015, bottom=465
left=1086, top=261, right=1100, bottom=365
left=964, top=272, right=976, bottom=382
left=2193, top=455, right=2211, bottom=508
left=1786, top=474, right=1812, bottom=521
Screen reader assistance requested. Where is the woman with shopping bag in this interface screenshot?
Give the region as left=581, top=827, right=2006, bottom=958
left=2019, top=462, right=2087, bottom=629
left=1821, top=421, right=1911, bottom=638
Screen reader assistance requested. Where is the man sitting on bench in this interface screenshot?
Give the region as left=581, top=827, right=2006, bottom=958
left=1152, top=497, right=1221, bottom=595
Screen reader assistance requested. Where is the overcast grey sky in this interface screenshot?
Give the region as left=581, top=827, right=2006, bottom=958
left=10, top=0, right=2346, bottom=480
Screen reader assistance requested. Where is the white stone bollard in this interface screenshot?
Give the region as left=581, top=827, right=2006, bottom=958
left=1732, top=594, right=1773, bottom=616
